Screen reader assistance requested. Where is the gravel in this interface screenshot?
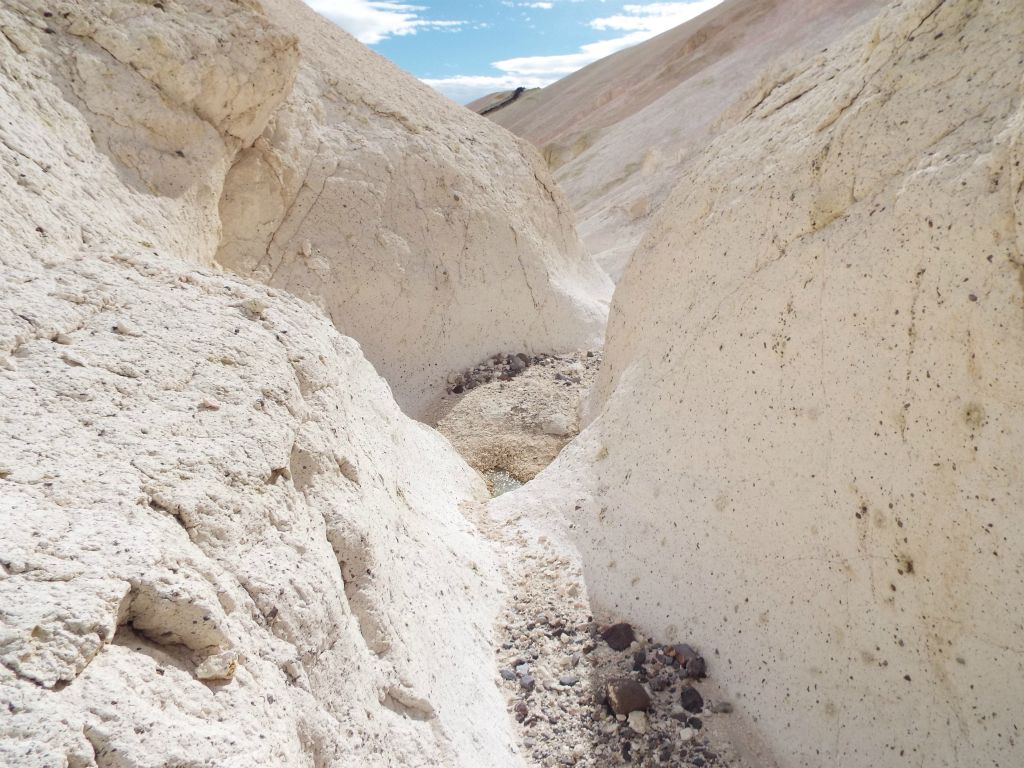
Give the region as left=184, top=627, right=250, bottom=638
left=494, top=553, right=739, bottom=767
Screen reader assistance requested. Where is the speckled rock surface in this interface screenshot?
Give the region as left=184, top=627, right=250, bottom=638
left=0, top=249, right=517, bottom=768
left=504, top=1, right=1024, bottom=766
left=217, top=0, right=612, bottom=417
left=0, top=3, right=524, bottom=765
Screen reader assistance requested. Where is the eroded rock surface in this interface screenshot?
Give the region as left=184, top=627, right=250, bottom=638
left=507, top=1, right=1024, bottom=766
left=0, top=2, right=530, bottom=765
left=216, top=0, right=612, bottom=416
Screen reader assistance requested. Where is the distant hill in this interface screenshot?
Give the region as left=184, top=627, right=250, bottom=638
left=479, top=0, right=887, bottom=279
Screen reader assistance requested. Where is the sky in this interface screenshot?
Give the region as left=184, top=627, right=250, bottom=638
left=303, top=1, right=725, bottom=103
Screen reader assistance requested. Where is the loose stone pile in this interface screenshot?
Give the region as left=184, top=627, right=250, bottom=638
left=446, top=351, right=599, bottom=395
left=495, top=568, right=736, bottom=767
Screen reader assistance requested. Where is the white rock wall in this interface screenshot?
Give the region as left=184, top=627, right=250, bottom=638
left=510, top=1, right=1024, bottom=766
left=0, top=3, right=521, bottom=766
left=216, top=0, right=612, bottom=417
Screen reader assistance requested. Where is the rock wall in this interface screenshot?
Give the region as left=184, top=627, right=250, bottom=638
left=216, top=0, right=612, bottom=417
left=0, top=3, right=522, bottom=766
left=507, top=1, right=1024, bottom=766
left=0, top=0, right=298, bottom=266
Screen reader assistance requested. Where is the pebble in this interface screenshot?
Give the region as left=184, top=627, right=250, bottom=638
left=670, top=643, right=708, bottom=679
left=444, top=351, right=601, bottom=395
left=493, top=529, right=732, bottom=766
left=680, top=685, right=704, bottom=713
left=600, top=623, right=636, bottom=651
left=605, top=678, right=651, bottom=715
left=627, top=710, right=649, bottom=734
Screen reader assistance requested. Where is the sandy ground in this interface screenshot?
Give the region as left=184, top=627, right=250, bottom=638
left=428, top=351, right=601, bottom=490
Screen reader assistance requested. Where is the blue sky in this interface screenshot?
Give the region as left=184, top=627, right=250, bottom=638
left=303, top=1, right=724, bottom=103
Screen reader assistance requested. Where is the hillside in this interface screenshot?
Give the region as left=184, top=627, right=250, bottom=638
left=480, top=0, right=886, bottom=279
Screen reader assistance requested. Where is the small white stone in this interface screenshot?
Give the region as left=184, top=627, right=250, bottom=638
left=195, top=651, right=238, bottom=682
left=627, top=710, right=649, bottom=734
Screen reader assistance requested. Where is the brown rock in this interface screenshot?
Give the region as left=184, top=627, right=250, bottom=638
left=601, top=622, right=635, bottom=651
left=605, top=678, right=651, bottom=715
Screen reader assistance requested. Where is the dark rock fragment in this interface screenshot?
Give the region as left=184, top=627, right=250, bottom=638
left=680, top=685, right=704, bottom=713
left=649, top=674, right=672, bottom=692
left=601, top=622, right=635, bottom=651
left=671, top=643, right=707, bottom=678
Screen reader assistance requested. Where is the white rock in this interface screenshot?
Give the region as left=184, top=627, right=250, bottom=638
left=0, top=2, right=523, bottom=765
left=627, top=710, right=648, bottom=734
left=499, top=2, right=1024, bottom=767
left=215, top=0, right=612, bottom=416
left=195, top=651, right=239, bottom=682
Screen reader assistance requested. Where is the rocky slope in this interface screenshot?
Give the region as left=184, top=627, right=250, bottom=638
left=505, top=0, right=1024, bottom=766
left=480, top=0, right=886, bottom=279
left=0, top=0, right=606, bottom=765
left=217, top=0, right=611, bottom=417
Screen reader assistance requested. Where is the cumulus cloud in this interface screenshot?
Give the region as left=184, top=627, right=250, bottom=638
left=491, top=32, right=649, bottom=78
left=305, top=0, right=463, bottom=44
left=485, top=1, right=723, bottom=80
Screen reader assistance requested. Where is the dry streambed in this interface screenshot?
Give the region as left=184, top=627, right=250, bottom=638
left=445, top=352, right=741, bottom=766
left=495, top=570, right=739, bottom=768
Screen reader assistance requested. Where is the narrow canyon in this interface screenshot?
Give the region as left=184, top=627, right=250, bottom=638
left=1, top=1, right=1021, bottom=768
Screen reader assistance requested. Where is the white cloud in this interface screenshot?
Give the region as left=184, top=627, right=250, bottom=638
left=305, top=0, right=463, bottom=44
left=488, top=1, right=722, bottom=79
left=425, top=0, right=724, bottom=102
left=490, top=31, right=649, bottom=78
left=421, top=73, right=557, bottom=103
left=522, top=2, right=554, bottom=8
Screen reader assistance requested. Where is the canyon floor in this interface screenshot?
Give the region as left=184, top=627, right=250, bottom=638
left=434, top=354, right=764, bottom=768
